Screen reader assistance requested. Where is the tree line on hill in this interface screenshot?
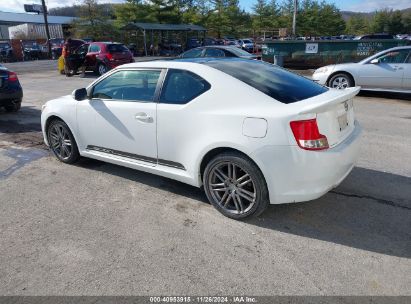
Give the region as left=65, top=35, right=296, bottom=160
left=48, top=0, right=411, bottom=40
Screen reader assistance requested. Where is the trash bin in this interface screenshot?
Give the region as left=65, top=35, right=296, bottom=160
left=273, top=55, right=284, bottom=67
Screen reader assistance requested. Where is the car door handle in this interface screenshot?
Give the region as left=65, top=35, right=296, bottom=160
left=135, top=112, right=153, bottom=123
left=394, top=66, right=404, bottom=70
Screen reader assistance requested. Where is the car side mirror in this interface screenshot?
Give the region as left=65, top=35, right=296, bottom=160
left=370, top=59, right=379, bottom=64
left=72, top=88, right=88, bottom=101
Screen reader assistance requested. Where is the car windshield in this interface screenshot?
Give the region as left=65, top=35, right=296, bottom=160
left=107, top=44, right=128, bottom=53
left=242, top=40, right=252, bottom=43
left=225, top=47, right=254, bottom=57
left=204, top=59, right=328, bottom=104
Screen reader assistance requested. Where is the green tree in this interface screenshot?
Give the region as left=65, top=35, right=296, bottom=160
left=278, top=0, right=294, bottom=29
left=316, top=1, right=345, bottom=36
left=388, top=10, right=404, bottom=34
left=370, top=9, right=390, bottom=33
left=115, top=0, right=155, bottom=26
left=345, top=14, right=370, bottom=35
left=267, top=0, right=280, bottom=28
left=252, top=0, right=271, bottom=32
left=72, top=0, right=119, bottom=40
left=206, top=0, right=230, bottom=38
left=402, top=12, right=411, bottom=33
left=148, top=0, right=179, bottom=23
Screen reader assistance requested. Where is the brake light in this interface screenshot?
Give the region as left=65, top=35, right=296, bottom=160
left=8, top=71, right=18, bottom=82
left=290, top=119, right=329, bottom=150
left=106, top=53, right=113, bottom=61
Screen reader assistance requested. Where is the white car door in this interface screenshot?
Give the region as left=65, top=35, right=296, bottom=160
left=357, top=49, right=409, bottom=90
left=77, top=69, right=163, bottom=166
left=402, top=51, right=411, bottom=90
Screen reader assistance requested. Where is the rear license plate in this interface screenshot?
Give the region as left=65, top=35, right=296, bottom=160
left=338, top=113, right=348, bottom=131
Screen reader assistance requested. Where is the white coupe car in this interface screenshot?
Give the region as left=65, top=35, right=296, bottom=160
left=312, top=46, right=411, bottom=93
left=41, top=58, right=361, bottom=219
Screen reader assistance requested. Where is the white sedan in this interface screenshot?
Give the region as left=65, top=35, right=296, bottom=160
left=41, top=58, right=361, bottom=219
left=312, top=46, right=411, bottom=93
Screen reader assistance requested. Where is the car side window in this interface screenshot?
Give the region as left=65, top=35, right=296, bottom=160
left=204, top=49, right=225, bottom=57
left=223, top=50, right=236, bottom=57
left=92, top=70, right=161, bottom=102
left=181, top=48, right=203, bottom=58
left=89, top=44, right=101, bottom=53
left=377, top=50, right=410, bottom=64
left=160, top=69, right=211, bottom=105
left=405, top=51, right=411, bottom=63
left=75, top=44, right=89, bottom=54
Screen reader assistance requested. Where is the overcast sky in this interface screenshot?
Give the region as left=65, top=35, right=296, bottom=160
left=1, top=0, right=410, bottom=14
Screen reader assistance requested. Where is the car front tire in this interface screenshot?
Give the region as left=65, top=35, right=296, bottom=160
left=47, top=119, right=80, bottom=164
left=203, top=152, right=269, bottom=220
left=328, top=73, right=354, bottom=89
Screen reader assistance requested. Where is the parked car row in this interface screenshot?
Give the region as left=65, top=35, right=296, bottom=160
left=184, top=37, right=261, bottom=53
left=180, top=46, right=260, bottom=60
left=264, top=33, right=409, bottom=41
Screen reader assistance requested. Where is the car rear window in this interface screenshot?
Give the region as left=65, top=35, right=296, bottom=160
left=107, top=44, right=128, bottom=53
left=204, top=59, right=328, bottom=104
left=225, top=47, right=255, bottom=57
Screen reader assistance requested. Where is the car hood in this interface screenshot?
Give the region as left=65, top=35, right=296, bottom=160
left=315, top=62, right=358, bottom=73
left=45, top=94, right=75, bottom=107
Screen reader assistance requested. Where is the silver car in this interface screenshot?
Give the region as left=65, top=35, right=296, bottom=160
left=312, top=46, right=411, bottom=93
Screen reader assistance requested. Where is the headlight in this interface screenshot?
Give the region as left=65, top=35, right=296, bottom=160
left=315, top=67, right=328, bottom=74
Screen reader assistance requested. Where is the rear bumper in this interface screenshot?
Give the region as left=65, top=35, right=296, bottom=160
left=252, top=121, right=362, bottom=204
left=106, top=60, right=132, bottom=69
left=0, top=88, right=23, bottom=105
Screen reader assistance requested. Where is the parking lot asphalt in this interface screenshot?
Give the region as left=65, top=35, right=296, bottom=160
left=0, top=60, right=410, bottom=295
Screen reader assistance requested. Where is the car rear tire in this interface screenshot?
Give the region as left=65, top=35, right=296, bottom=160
left=328, top=73, right=354, bottom=89
left=97, top=63, right=108, bottom=76
left=5, top=101, right=21, bottom=112
left=47, top=119, right=80, bottom=164
left=203, top=152, right=269, bottom=220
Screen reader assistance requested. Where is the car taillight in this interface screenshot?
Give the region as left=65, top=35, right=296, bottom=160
left=106, top=53, right=113, bottom=61
left=290, top=119, right=329, bottom=151
left=8, top=71, right=18, bottom=82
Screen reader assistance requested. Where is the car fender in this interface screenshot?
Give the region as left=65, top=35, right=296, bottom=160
left=41, top=96, right=80, bottom=147
left=327, top=64, right=360, bottom=86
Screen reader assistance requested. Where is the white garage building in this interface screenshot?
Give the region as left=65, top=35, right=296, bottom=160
left=0, top=11, right=75, bottom=39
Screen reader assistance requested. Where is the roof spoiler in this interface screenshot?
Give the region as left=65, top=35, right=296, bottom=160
left=298, top=87, right=360, bottom=115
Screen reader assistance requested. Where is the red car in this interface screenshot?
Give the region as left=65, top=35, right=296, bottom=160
left=69, top=42, right=134, bottom=76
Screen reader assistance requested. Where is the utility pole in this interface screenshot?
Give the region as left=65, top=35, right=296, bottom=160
left=292, top=0, right=297, bottom=37
left=41, top=0, right=52, bottom=59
